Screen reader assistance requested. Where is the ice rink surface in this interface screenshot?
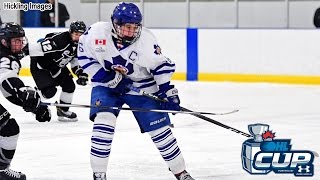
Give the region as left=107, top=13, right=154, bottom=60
left=0, top=77, right=319, bottom=180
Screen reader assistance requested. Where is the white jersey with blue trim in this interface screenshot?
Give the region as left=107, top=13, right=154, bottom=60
left=77, top=22, right=175, bottom=94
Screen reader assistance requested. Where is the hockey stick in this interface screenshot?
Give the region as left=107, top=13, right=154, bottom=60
left=128, top=86, right=320, bottom=157
left=127, top=85, right=251, bottom=137
left=128, top=86, right=239, bottom=115
left=40, top=102, right=232, bottom=116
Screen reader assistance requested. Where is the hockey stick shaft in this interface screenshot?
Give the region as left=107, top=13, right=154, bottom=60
left=129, top=85, right=239, bottom=115
left=180, top=107, right=251, bottom=137
left=127, top=85, right=251, bottom=137
left=128, top=85, right=320, bottom=156
left=40, top=102, right=227, bottom=116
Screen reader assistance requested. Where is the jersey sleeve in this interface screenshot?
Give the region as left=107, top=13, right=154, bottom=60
left=77, top=23, right=113, bottom=84
left=29, top=33, right=60, bottom=57
left=0, top=57, right=20, bottom=83
left=141, top=29, right=176, bottom=86
left=0, top=57, right=26, bottom=106
left=70, top=57, right=82, bottom=75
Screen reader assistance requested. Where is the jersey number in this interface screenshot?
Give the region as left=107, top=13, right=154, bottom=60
left=0, top=58, right=11, bottom=69
left=0, top=57, right=19, bottom=71
left=41, top=40, right=52, bottom=52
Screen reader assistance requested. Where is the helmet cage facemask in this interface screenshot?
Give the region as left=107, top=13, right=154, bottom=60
left=112, top=18, right=142, bottom=45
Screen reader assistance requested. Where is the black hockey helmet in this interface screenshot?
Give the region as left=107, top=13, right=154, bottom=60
left=0, top=22, right=27, bottom=53
left=69, top=21, right=86, bottom=34
left=0, top=22, right=25, bottom=41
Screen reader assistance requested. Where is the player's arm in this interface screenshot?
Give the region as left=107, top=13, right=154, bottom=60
left=0, top=72, right=40, bottom=112
left=146, top=43, right=176, bottom=87
left=70, top=57, right=88, bottom=86
left=143, top=32, right=179, bottom=110
left=140, top=29, right=176, bottom=86
left=29, top=39, right=62, bottom=78
left=70, top=50, right=87, bottom=78
left=0, top=56, right=25, bottom=105
left=149, top=54, right=179, bottom=111
left=77, top=34, right=131, bottom=94
left=77, top=35, right=108, bottom=83
left=0, top=56, right=41, bottom=112
left=77, top=39, right=116, bottom=84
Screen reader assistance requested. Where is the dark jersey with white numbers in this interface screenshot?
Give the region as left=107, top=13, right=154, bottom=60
left=31, top=31, right=81, bottom=76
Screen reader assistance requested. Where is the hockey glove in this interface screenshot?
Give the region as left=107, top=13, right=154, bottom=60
left=104, top=71, right=133, bottom=95
left=19, top=87, right=41, bottom=112
left=76, top=72, right=89, bottom=86
left=33, top=105, right=51, bottom=122
left=156, top=84, right=181, bottom=111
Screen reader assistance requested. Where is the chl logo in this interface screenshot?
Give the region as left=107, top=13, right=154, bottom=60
left=241, top=124, right=315, bottom=177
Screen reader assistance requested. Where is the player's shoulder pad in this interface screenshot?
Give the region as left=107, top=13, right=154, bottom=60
left=87, top=22, right=111, bottom=36
left=140, top=27, right=158, bottom=45
left=80, top=22, right=111, bottom=47
left=39, top=32, right=68, bottom=53
left=45, top=31, right=65, bottom=40
left=45, top=32, right=56, bottom=38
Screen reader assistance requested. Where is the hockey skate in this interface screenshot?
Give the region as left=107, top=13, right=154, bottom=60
left=0, top=167, right=26, bottom=180
left=175, top=170, right=195, bottom=180
left=93, top=172, right=107, bottom=180
left=56, top=106, right=78, bottom=122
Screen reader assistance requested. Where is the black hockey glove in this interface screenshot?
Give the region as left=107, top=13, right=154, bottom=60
left=19, top=87, right=41, bottom=112
left=33, top=105, right=51, bottom=122
left=76, top=72, right=89, bottom=86
left=156, top=83, right=180, bottom=111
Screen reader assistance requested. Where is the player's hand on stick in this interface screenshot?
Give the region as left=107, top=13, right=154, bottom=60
left=156, top=84, right=180, bottom=111
left=19, top=87, right=40, bottom=112
left=34, top=105, right=51, bottom=122
left=76, top=72, right=89, bottom=86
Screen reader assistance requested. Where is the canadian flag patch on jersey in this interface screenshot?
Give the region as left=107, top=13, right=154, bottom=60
left=95, top=39, right=106, bottom=45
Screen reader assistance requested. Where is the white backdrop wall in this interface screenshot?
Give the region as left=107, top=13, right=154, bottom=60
left=23, top=28, right=320, bottom=77
left=198, top=29, right=320, bottom=75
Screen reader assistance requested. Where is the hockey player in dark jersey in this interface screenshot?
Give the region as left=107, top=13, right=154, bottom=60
left=30, top=20, right=88, bottom=122
left=0, top=22, right=49, bottom=180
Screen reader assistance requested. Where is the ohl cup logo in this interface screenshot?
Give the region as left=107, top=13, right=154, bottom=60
left=241, top=124, right=314, bottom=177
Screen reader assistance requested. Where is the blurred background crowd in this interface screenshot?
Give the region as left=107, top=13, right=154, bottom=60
left=1, top=0, right=320, bottom=29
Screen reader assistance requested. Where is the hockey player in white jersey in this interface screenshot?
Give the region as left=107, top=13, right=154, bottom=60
left=78, top=2, right=194, bottom=180
left=0, top=22, right=48, bottom=180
